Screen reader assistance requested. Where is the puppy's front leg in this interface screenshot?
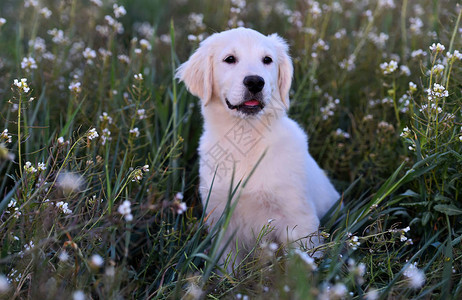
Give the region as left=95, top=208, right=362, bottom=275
left=276, top=207, right=322, bottom=253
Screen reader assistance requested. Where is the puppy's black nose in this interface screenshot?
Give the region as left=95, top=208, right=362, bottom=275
left=243, top=75, right=265, bottom=94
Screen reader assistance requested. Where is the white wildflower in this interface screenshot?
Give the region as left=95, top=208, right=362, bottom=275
left=47, top=28, right=67, bottom=44
left=411, top=49, right=427, bottom=58
left=0, top=18, right=6, bottom=27
left=348, top=235, right=360, bottom=250
left=113, top=4, right=127, bottom=18
left=105, top=266, right=115, bottom=277
left=335, top=128, right=350, bottom=139
left=400, top=126, right=410, bottom=138
left=101, top=128, right=112, bottom=145
left=129, top=127, right=140, bottom=137
left=24, top=161, right=37, bottom=173
left=409, top=17, right=423, bottom=34
left=68, top=81, right=82, bottom=94
left=72, top=290, right=86, bottom=300
left=24, top=0, right=39, bottom=8
left=331, top=283, right=348, bottom=298
left=378, top=0, right=395, bottom=9
left=431, top=64, right=444, bottom=75
left=188, top=12, right=206, bottom=31
left=320, top=96, right=340, bottom=120
left=90, top=254, right=104, bottom=267
left=40, top=7, right=52, bottom=19
left=24, top=241, right=34, bottom=251
left=309, top=1, right=322, bottom=18
left=368, top=32, right=389, bottom=49
left=13, top=78, right=30, bottom=93
left=117, top=54, right=130, bottom=64
left=175, top=202, right=187, bottom=214
left=378, top=121, right=394, bottom=132
left=90, top=0, right=102, bottom=6
left=58, top=250, right=69, bottom=262
left=7, top=199, right=17, bottom=208
left=105, top=15, right=124, bottom=34
left=56, top=201, right=72, bottom=214
left=313, top=39, right=329, bottom=51
left=400, top=65, right=411, bottom=76
left=137, top=109, right=146, bottom=119
left=339, top=54, right=356, bottom=71
left=96, top=25, right=110, bottom=36
left=134, top=73, right=143, bottom=81
left=117, top=200, right=133, bottom=221
left=43, top=52, right=55, bottom=60
left=99, top=112, right=113, bottom=124
left=159, top=34, right=171, bottom=44
left=1, top=129, right=12, bottom=143
left=83, top=47, right=97, bottom=64
left=29, top=37, right=46, bottom=53
left=21, top=56, right=37, bottom=71
left=334, top=28, right=346, bottom=39
left=37, top=162, right=46, bottom=172
left=175, top=192, right=184, bottom=200
left=448, top=49, right=462, bottom=63
left=96, top=49, right=111, bottom=61
left=87, top=128, right=99, bottom=140
left=139, top=39, right=152, bottom=51
left=426, top=83, right=448, bottom=100
left=142, top=165, right=149, bottom=172
left=380, top=60, right=398, bottom=75
left=6, top=198, right=21, bottom=218
left=132, top=169, right=143, bottom=182
left=429, top=42, right=445, bottom=53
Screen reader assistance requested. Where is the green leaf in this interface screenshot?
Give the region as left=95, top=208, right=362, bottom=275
left=422, top=212, right=432, bottom=225
left=434, top=204, right=462, bottom=216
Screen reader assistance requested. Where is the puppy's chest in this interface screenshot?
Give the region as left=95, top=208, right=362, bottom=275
left=199, top=126, right=270, bottom=182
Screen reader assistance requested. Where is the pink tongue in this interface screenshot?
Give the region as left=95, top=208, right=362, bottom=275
left=244, top=100, right=260, bottom=106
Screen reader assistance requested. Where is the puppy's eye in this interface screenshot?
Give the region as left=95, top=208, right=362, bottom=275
left=263, top=56, right=273, bottom=64
left=224, top=55, right=236, bottom=64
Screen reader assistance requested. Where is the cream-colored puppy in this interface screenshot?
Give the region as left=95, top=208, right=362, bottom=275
left=176, top=27, right=339, bottom=268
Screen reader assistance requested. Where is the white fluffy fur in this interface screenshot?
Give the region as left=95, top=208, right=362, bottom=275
left=176, top=28, right=339, bottom=267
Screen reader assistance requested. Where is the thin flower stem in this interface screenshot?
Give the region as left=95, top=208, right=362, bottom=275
left=392, top=77, right=401, bottom=124
left=18, top=93, right=23, bottom=180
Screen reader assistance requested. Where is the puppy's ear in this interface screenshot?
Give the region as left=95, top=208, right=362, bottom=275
left=175, top=40, right=213, bottom=106
left=268, top=33, right=293, bottom=109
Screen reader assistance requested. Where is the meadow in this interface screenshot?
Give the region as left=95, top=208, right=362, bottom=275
left=0, top=0, right=461, bottom=299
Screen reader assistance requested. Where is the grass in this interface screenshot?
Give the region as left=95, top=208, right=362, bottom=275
left=0, top=0, right=462, bottom=299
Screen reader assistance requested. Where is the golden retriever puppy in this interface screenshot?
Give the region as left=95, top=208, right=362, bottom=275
left=176, top=27, right=339, bottom=269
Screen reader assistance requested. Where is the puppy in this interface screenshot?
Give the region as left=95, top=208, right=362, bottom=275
left=176, top=27, right=339, bottom=269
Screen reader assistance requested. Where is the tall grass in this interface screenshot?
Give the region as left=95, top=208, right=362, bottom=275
left=0, top=0, right=461, bottom=299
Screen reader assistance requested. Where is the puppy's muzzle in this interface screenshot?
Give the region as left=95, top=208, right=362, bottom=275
left=225, top=75, right=266, bottom=115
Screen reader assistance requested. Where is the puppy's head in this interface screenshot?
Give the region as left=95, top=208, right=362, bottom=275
left=175, top=28, right=293, bottom=117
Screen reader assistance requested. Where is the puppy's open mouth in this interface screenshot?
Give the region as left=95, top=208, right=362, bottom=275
left=225, top=98, right=265, bottom=115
